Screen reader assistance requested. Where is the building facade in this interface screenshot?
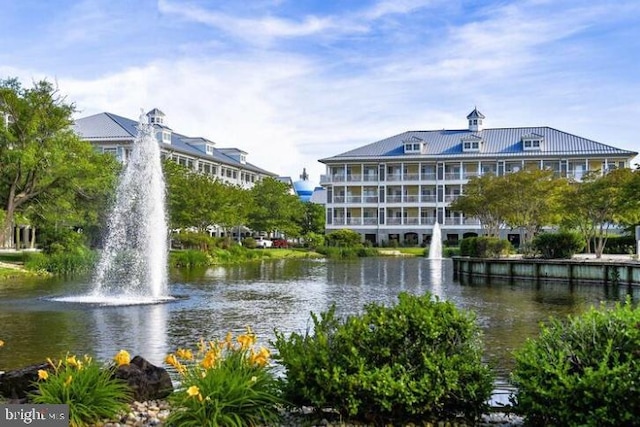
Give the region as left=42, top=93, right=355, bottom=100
left=73, top=108, right=277, bottom=188
left=319, top=109, right=637, bottom=246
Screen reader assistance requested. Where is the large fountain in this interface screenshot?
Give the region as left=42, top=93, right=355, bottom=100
left=428, top=221, right=442, bottom=259
left=55, top=111, right=171, bottom=305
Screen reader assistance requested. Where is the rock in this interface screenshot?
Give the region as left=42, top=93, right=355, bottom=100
left=113, top=356, right=173, bottom=402
left=0, top=362, right=50, bottom=401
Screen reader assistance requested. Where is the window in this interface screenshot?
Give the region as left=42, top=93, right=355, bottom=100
left=206, top=144, right=214, bottom=155
left=462, top=139, right=480, bottom=152
left=523, top=138, right=542, bottom=150
left=404, top=141, right=423, bottom=153
left=162, top=131, right=171, bottom=143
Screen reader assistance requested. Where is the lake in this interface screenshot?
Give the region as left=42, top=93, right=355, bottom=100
left=0, top=257, right=636, bottom=401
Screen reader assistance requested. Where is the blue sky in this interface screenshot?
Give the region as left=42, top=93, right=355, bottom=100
left=1, top=0, right=639, bottom=182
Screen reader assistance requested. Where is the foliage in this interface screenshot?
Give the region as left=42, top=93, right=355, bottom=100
left=0, top=77, right=119, bottom=249
left=315, top=246, right=377, bottom=258
left=29, top=353, right=131, bottom=427
left=170, top=250, right=211, bottom=268
left=23, top=246, right=97, bottom=276
left=449, top=173, right=506, bottom=237
left=242, top=236, right=257, bottom=249
left=273, top=293, right=493, bottom=425
left=559, top=169, right=640, bottom=257
left=303, top=232, right=325, bottom=249
left=165, top=329, right=283, bottom=427
left=171, top=231, right=217, bottom=251
left=325, top=229, right=362, bottom=247
left=248, top=177, right=303, bottom=238
left=459, top=237, right=512, bottom=258
left=598, top=234, right=636, bottom=254
left=296, top=202, right=325, bottom=235
left=531, top=231, right=585, bottom=259
left=511, top=300, right=640, bottom=426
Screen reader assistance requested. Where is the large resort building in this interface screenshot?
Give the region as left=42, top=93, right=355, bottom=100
left=73, top=108, right=277, bottom=188
left=319, top=108, right=637, bottom=246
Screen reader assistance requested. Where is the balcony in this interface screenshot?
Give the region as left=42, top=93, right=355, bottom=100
left=362, top=195, right=379, bottom=203
left=386, top=195, right=402, bottom=203
left=363, top=174, right=379, bottom=182
left=404, top=195, right=420, bottom=203
left=346, top=174, right=362, bottom=182
left=386, top=173, right=403, bottom=182
left=346, top=195, right=362, bottom=203
left=363, top=217, right=378, bottom=225
left=463, top=171, right=480, bottom=179
left=444, top=172, right=461, bottom=180
left=421, top=172, right=437, bottom=180
left=421, top=217, right=437, bottom=225
left=444, top=194, right=460, bottom=202
left=404, top=173, right=420, bottom=181
left=421, top=194, right=436, bottom=203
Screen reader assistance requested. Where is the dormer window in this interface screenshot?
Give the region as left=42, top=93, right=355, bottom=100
left=206, top=144, right=214, bottom=155
left=522, top=133, right=543, bottom=151
left=463, top=141, right=480, bottom=151
left=162, top=130, right=171, bottom=143
left=461, top=135, right=482, bottom=152
left=403, top=137, right=423, bottom=154
left=240, top=153, right=246, bottom=164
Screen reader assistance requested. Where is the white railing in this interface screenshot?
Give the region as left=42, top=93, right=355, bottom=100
left=362, top=196, right=378, bottom=203
left=363, top=218, right=378, bottom=225
left=386, top=195, right=402, bottom=203
left=444, top=195, right=460, bottom=202
left=404, top=195, right=420, bottom=203
left=363, top=174, right=379, bottom=181
left=346, top=174, right=362, bottom=182
left=404, top=173, right=420, bottom=181
left=421, top=195, right=436, bottom=203
left=444, top=172, right=461, bottom=180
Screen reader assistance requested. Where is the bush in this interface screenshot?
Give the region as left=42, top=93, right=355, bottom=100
left=170, top=250, right=211, bottom=268
left=165, top=329, right=282, bottom=427
left=532, top=231, right=584, bottom=259
left=273, top=292, right=493, bottom=425
left=23, top=247, right=97, bottom=276
left=242, top=237, right=257, bottom=249
left=600, top=234, right=636, bottom=254
left=511, top=299, right=640, bottom=426
left=30, top=352, right=131, bottom=427
left=171, top=231, right=217, bottom=251
left=459, top=237, right=511, bottom=258
left=325, top=229, right=362, bottom=247
left=303, top=232, right=325, bottom=249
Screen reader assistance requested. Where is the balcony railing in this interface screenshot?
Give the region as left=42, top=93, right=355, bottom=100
left=421, top=172, right=437, bottom=180
left=404, top=173, right=419, bottom=181
left=386, top=195, right=402, bottom=203
left=421, top=217, right=437, bottom=225
left=463, top=171, right=480, bottom=179
left=363, top=174, right=379, bottom=181
left=421, top=194, right=436, bottom=203
left=346, top=174, right=362, bottom=182
left=444, top=194, right=460, bottom=202
left=404, top=195, right=420, bottom=203
left=362, top=196, right=378, bottom=203
left=346, top=196, right=361, bottom=203
left=363, top=218, right=378, bottom=225
left=444, top=172, right=461, bottom=180
left=386, top=173, right=402, bottom=182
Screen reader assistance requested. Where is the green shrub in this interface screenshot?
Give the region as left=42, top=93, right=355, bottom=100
left=315, top=246, right=377, bottom=258
left=600, top=234, right=636, bottom=254
left=172, top=231, right=217, bottom=251
left=459, top=237, right=511, bottom=258
left=29, top=353, right=131, bottom=427
left=273, top=292, right=493, bottom=425
left=23, top=247, right=97, bottom=276
left=511, top=299, right=640, bottom=426
left=532, top=231, right=584, bottom=259
left=165, top=330, right=282, bottom=427
left=170, top=250, right=211, bottom=268
left=242, top=237, right=257, bottom=249
left=303, top=232, right=325, bottom=249
left=325, top=229, right=362, bottom=247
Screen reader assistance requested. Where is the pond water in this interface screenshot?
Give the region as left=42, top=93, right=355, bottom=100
left=1, top=257, right=637, bottom=401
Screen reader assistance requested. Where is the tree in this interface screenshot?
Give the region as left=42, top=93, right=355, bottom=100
left=0, top=77, right=120, bottom=249
left=560, top=169, right=638, bottom=257
left=500, top=169, right=566, bottom=244
left=296, top=201, right=325, bottom=236
left=247, top=177, right=302, bottom=237
left=449, top=173, right=506, bottom=237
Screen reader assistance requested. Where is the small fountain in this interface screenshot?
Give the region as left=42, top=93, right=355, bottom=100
left=54, top=111, right=172, bottom=305
left=428, top=222, right=442, bottom=259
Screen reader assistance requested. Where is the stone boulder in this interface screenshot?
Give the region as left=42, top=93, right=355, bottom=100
left=0, top=362, right=50, bottom=402
left=113, top=355, right=173, bottom=402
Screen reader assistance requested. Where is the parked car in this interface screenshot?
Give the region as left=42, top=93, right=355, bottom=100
left=272, top=239, right=289, bottom=248
left=255, top=237, right=273, bottom=248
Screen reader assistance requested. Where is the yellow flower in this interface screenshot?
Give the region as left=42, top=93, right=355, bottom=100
left=224, top=332, right=233, bottom=349
left=200, top=350, right=217, bottom=369
left=176, top=348, right=193, bottom=360
left=0, top=339, right=4, bottom=347
left=66, top=355, right=79, bottom=367
left=165, top=353, right=178, bottom=367
left=250, top=346, right=270, bottom=367
left=64, top=375, right=73, bottom=387
left=37, top=370, right=49, bottom=381
left=114, top=350, right=131, bottom=367
left=186, top=385, right=200, bottom=397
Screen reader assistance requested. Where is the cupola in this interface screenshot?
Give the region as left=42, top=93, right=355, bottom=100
left=466, top=107, right=485, bottom=132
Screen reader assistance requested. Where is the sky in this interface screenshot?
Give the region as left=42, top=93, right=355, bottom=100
left=1, top=0, right=639, bottom=184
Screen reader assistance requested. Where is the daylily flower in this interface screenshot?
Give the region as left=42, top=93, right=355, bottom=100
left=37, top=370, right=49, bottom=381
left=186, top=385, right=200, bottom=397
left=0, top=339, right=4, bottom=347
left=176, top=348, right=193, bottom=360
left=114, top=350, right=131, bottom=367
left=66, top=355, right=79, bottom=367
left=64, top=375, right=73, bottom=387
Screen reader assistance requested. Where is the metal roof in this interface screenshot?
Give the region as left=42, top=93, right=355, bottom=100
left=73, top=111, right=276, bottom=176
left=320, top=127, right=637, bottom=163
